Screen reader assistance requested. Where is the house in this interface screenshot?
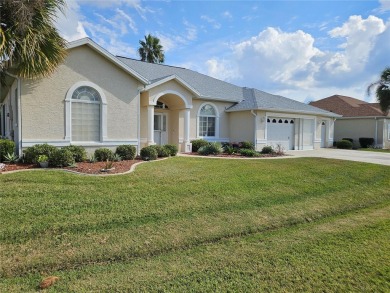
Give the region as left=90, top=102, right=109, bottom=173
left=0, top=38, right=339, bottom=155
left=310, top=95, right=390, bottom=149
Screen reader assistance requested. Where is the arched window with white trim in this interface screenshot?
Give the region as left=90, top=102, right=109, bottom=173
left=65, top=81, right=107, bottom=142
left=198, top=103, right=218, bottom=138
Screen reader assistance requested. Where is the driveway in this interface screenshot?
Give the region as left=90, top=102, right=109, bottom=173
left=285, top=149, right=390, bottom=166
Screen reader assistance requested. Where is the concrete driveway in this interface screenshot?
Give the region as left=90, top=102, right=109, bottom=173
left=285, top=149, right=390, bottom=166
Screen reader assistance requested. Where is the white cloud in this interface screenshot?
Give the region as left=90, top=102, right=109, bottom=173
left=222, top=11, right=232, bottom=19
left=115, top=8, right=138, bottom=34
left=206, top=59, right=240, bottom=81
left=55, top=0, right=88, bottom=41
left=379, top=0, right=390, bottom=11
left=183, top=20, right=198, bottom=41
left=201, top=15, right=221, bottom=29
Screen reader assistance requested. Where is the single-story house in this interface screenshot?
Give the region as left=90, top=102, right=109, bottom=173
left=0, top=38, right=339, bottom=155
left=310, top=95, right=390, bottom=149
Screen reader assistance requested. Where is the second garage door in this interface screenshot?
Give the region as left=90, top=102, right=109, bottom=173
left=267, top=118, right=295, bottom=150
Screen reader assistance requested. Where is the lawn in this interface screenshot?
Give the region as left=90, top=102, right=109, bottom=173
left=0, top=157, right=389, bottom=292
left=358, top=148, right=390, bottom=153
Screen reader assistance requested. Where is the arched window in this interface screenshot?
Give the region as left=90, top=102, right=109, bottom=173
left=65, top=81, right=107, bottom=142
left=71, top=86, right=101, bottom=141
left=198, top=103, right=218, bottom=137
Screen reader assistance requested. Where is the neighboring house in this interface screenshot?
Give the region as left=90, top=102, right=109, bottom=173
left=310, top=95, right=390, bottom=149
left=0, top=38, right=338, bottom=155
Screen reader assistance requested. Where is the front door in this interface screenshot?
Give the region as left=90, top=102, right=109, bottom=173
left=154, top=113, right=167, bottom=145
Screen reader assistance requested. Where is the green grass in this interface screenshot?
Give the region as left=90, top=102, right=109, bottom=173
left=0, top=157, right=389, bottom=292
left=358, top=148, right=390, bottom=153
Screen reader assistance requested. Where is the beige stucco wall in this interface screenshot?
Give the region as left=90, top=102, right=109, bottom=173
left=334, top=118, right=385, bottom=147
left=229, top=111, right=255, bottom=143
left=21, top=45, right=142, bottom=144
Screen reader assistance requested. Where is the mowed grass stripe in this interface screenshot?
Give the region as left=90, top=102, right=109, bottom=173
left=1, top=203, right=389, bottom=292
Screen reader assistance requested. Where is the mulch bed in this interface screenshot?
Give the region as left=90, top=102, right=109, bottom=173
left=0, top=160, right=143, bottom=175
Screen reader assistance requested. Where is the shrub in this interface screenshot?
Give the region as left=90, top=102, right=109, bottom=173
left=140, top=146, right=158, bottom=161
left=359, top=137, right=375, bottom=148
left=49, top=148, right=75, bottom=167
left=62, top=145, right=87, bottom=162
left=224, top=145, right=236, bottom=155
left=239, top=141, right=255, bottom=150
left=112, top=154, right=122, bottom=162
left=94, top=148, right=114, bottom=162
left=149, top=145, right=170, bottom=158
left=342, top=138, right=354, bottom=143
left=336, top=140, right=353, bottom=149
left=0, top=139, right=15, bottom=162
left=23, top=143, right=57, bottom=163
left=198, top=142, right=223, bottom=156
left=191, top=139, right=209, bottom=152
left=4, top=152, right=19, bottom=163
left=115, top=145, right=136, bottom=160
left=261, top=146, right=274, bottom=154
left=163, top=144, right=178, bottom=156
left=239, top=149, right=259, bottom=157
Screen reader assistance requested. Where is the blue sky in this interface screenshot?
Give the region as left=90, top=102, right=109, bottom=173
left=56, top=0, right=390, bottom=103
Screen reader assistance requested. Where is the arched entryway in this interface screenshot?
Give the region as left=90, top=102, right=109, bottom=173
left=141, top=90, right=192, bottom=152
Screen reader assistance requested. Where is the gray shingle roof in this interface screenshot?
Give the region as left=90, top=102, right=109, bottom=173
left=116, top=56, right=337, bottom=117
left=117, top=56, right=244, bottom=102
left=226, top=88, right=340, bottom=116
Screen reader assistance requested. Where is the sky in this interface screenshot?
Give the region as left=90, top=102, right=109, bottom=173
left=55, top=0, right=390, bottom=103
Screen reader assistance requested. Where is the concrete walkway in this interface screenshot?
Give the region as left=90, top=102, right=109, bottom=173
left=285, top=149, right=390, bottom=166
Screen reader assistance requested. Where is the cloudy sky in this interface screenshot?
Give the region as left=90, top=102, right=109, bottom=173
left=55, top=0, right=390, bottom=103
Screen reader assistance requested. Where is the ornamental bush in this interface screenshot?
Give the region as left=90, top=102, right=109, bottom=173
left=140, top=146, right=158, bottom=161
left=149, top=145, right=170, bottom=158
left=115, top=145, right=136, bottom=160
left=23, top=143, right=57, bottom=163
left=49, top=148, right=75, bottom=167
left=261, top=146, right=274, bottom=154
left=359, top=137, right=375, bottom=148
left=62, top=145, right=87, bottom=162
left=239, top=141, right=255, bottom=150
left=198, top=142, right=223, bottom=156
left=191, top=139, right=209, bottom=152
left=94, top=148, right=114, bottom=162
left=336, top=140, right=353, bottom=149
left=0, top=139, right=15, bottom=162
left=163, top=144, right=178, bottom=156
left=342, top=138, right=354, bottom=143
left=239, top=148, right=259, bottom=157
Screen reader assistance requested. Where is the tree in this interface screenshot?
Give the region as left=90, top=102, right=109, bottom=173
left=0, top=0, right=67, bottom=83
left=138, top=34, right=165, bottom=64
left=367, top=67, right=390, bottom=114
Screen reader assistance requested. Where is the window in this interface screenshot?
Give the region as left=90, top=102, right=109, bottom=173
left=198, top=103, right=217, bottom=137
left=65, top=82, right=107, bottom=143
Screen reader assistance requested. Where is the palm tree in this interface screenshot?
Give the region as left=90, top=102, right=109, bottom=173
left=138, top=34, right=165, bottom=64
left=0, top=0, right=67, bottom=83
left=367, top=67, right=390, bottom=114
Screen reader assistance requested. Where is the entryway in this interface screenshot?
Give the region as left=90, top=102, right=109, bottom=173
left=154, top=113, right=167, bottom=145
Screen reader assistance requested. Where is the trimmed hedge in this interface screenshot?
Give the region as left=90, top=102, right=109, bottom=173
left=62, top=145, right=87, bottom=162
left=239, top=148, right=259, bottom=157
left=115, top=145, right=136, bottom=160
left=140, top=146, right=158, bottom=161
left=261, top=146, right=274, bottom=154
left=239, top=141, right=255, bottom=150
left=23, top=143, right=57, bottom=163
left=336, top=140, right=353, bottom=149
left=0, top=139, right=15, bottom=162
left=359, top=137, right=375, bottom=148
left=342, top=138, right=354, bottom=143
left=163, top=144, right=178, bottom=156
left=198, top=142, right=223, bottom=156
left=94, top=148, right=114, bottom=162
left=49, top=148, right=75, bottom=167
left=191, top=139, right=209, bottom=152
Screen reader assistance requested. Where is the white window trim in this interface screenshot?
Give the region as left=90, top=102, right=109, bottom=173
left=196, top=102, right=219, bottom=139
left=65, top=81, right=107, bottom=142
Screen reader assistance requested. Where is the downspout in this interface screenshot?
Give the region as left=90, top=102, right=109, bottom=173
left=250, top=110, right=257, bottom=150
left=137, top=88, right=141, bottom=155
left=4, top=71, right=22, bottom=156
left=374, top=117, right=378, bottom=147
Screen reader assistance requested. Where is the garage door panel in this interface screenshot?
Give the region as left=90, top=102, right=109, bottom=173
left=267, top=118, right=295, bottom=150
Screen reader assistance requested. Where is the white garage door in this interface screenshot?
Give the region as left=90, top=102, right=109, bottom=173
left=267, top=118, right=295, bottom=150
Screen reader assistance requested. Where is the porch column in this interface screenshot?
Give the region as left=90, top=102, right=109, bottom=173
left=147, top=105, right=155, bottom=145
left=184, top=108, right=190, bottom=143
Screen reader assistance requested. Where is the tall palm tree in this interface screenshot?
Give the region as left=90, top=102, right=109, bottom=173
left=367, top=67, right=390, bottom=114
left=0, top=0, right=67, bottom=83
left=138, top=34, right=165, bottom=64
